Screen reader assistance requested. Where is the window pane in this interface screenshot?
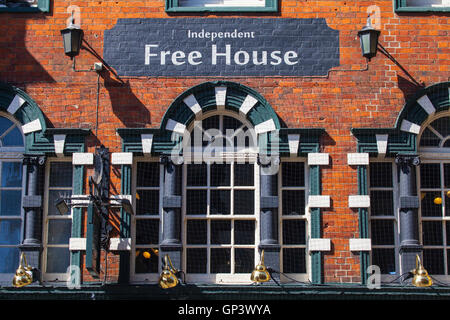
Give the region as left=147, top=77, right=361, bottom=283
left=47, top=220, right=71, bottom=244
left=370, top=191, right=393, bottom=216
left=46, top=247, right=70, bottom=273
left=211, top=220, right=231, bottom=244
left=136, top=162, right=160, bottom=187
left=187, top=220, right=207, bottom=245
left=49, top=162, right=73, bottom=188
left=1, top=162, right=22, bottom=187
left=0, top=117, right=14, bottom=137
left=422, top=221, right=443, bottom=246
left=135, top=248, right=159, bottom=273
left=430, top=117, right=450, bottom=139
left=282, top=162, right=304, bottom=187
left=187, top=164, right=207, bottom=186
left=48, top=190, right=72, bottom=216
left=420, top=163, right=441, bottom=188
left=372, top=248, right=396, bottom=275
left=234, top=163, right=254, bottom=186
left=371, top=220, right=395, bottom=245
left=136, top=219, right=159, bottom=245
left=211, top=164, right=230, bottom=186
left=283, top=248, right=306, bottom=273
left=0, top=219, right=21, bottom=245
left=0, top=247, right=20, bottom=273
left=211, top=248, right=230, bottom=273
left=234, top=190, right=254, bottom=215
left=282, top=220, right=306, bottom=245
left=3, top=126, right=23, bottom=146
left=234, top=220, right=255, bottom=245
left=186, top=190, right=207, bottom=215
left=423, top=249, right=445, bottom=275
left=421, top=191, right=442, bottom=217
left=0, top=190, right=21, bottom=216
left=420, top=127, right=440, bottom=147
left=444, top=164, right=450, bottom=188
left=282, top=190, right=305, bottom=215
left=136, top=190, right=159, bottom=215
left=369, top=163, right=392, bottom=188
left=235, top=248, right=254, bottom=273
left=210, top=190, right=230, bottom=215
left=187, top=248, right=207, bottom=273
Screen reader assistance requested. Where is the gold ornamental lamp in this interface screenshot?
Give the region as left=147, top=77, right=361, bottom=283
left=412, top=254, right=433, bottom=288
left=250, top=250, right=271, bottom=283
left=12, top=252, right=33, bottom=288
left=159, top=254, right=179, bottom=289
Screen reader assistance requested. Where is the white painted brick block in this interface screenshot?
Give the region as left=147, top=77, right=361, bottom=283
left=348, top=195, right=371, bottom=208
left=69, top=238, right=86, bottom=251
left=109, top=238, right=131, bottom=251
left=308, top=153, right=329, bottom=165
left=308, top=195, right=330, bottom=208
left=309, top=238, right=331, bottom=252
left=21, top=119, right=42, bottom=134
left=72, top=153, right=94, bottom=165
left=111, top=152, right=133, bottom=165
left=349, top=238, right=372, bottom=251
left=347, top=153, right=369, bottom=165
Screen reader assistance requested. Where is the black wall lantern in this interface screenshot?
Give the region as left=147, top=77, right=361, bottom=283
left=60, top=13, right=84, bottom=59
left=358, top=16, right=380, bottom=61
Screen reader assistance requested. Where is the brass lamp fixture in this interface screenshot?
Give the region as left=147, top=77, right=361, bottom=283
left=250, top=250, right=271, bottom=283
left=12, top=252, right=33, bottom=288
left=159, top=254, right=179, bottom=289
left=412, top=254, right=433, bottom=287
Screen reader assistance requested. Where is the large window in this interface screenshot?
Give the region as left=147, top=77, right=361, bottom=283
left=0, top=115, right=24, bottom=280
left=0, top=0, right=50, bottom=12
left=42, top=161, right=73, bottom=281
left=395, top=0, right=450, bottom=12
left=166, top=0, right=278, bottom=12
left=368, top=162, right=399, bottom=277
left=279, top=160, right=308, bottom=280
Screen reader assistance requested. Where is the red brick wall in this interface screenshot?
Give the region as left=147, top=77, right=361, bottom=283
left=0, top=0, right=448, bottom=284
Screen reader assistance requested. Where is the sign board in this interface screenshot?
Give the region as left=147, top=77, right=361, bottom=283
left=104, top=18, right=340, bottom=77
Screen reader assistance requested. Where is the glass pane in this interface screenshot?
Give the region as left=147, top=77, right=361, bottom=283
left=211, top=220, right=231, bottom=244
left=372, top=248, right=396, bottom=275
left=135, top=219, right=159, bottom=245
left=282, top=190, right=305, bottom=215
left=211, top=248, right=230, bottom=273
left=0, top=247, right=20, bottom=273
left=135, top=248, right=159, bottom=273
left=422, top=221, right=443, bottom=246
left=1, top=162, right=22, bottom=187
left=210, top=190, right=230, bottom=215
left=235, top=248, right=254, bottom=273
left=420, top=163, right=441, bottom=188
left=136, top=190, right=159, bottom=215
left=234, top=190, right=254, bottom=215
left=0, top=117, right=14, bottom=137
left=370, top=191, right=393, bottom=216
left=371, top=220, right=395, bottom=246
left=210, top=164, right=230, bottom=186
left=187, top=164, right=207, bottom=186
left=282, top=162, right=305, bottom=187
left=46, top=247, right=70, bottom=273
left=234, top=163, right=254, bottom=186
left=369, top=163, right=392, bottom=188
left=0, top=190, right=21, bottom=216
left=430, top=117, right=450, bottom=139
left=423, top=249, right=445, bottom=275
left=444, top=164, right=450, bottom=188
left=420, top=127, right=440, bottom=147
left=47, top=220, right=72, bottom=244
left=421, top=191, right=443, bottom=217
left=136, top=162, right=160, bottom=187
left=2, top=126, right=23, bottom=146
left=234, top=220, right=255, bottom=245
left=187, top=220, right=207, bottom=245
left=48, top=190, right=72, bottom=216
left=283, top=248, right=306, bottom=273
left=187, top=248, right=206, bottom=273
left=0, top=219, right=21, bottom=245
left=186, top=190, right=207, bottom=215
left=49, top=162, right=73, bottom=188
left=282, top=220, right=306, bottom=245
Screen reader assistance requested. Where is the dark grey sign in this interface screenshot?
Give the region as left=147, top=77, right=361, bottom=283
left=103, top=18, right=340, bottom=77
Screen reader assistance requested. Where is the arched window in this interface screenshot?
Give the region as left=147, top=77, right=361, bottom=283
left=418, top=114, right=450, bottom=278
left=0, top=114, right=24, bottom=279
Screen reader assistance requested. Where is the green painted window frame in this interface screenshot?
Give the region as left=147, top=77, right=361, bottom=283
left=0, top=0, right=50, bottom=13
left=394, top=0, right=450, bottom=12
left=166, top=0, right=278, bottom=13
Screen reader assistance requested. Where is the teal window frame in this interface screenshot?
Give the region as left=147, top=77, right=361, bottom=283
left=0, top=0, right=50, bottom=13
left=394, top=0, right=450, bottom=12
left=166, top=0, right=278, bottom=13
